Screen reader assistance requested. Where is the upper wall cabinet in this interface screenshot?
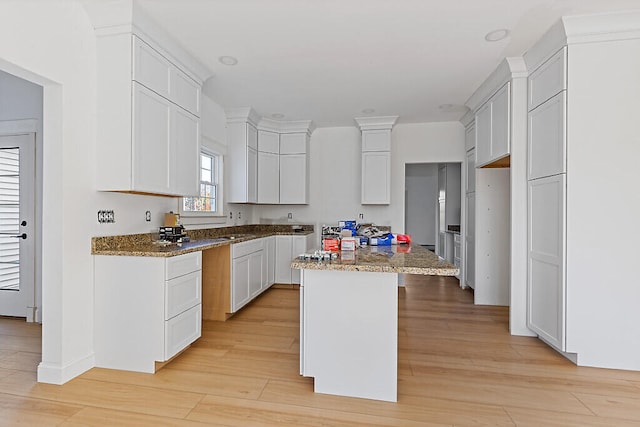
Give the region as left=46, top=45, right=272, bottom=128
left=227, top=109, right=259, bottom=203
left=95, top=33, right=203, bottom=197
left=475, top=82, right=511, bottom=168
left=355, top=116, right=398, bottom=205
left=227, top=111, right=314, bottom=204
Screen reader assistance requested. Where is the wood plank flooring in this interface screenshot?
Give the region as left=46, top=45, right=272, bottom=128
left=2, top=275, right=640, bottom=426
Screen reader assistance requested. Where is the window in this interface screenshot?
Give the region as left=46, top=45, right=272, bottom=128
left=181, top=149, right=222, bottom=216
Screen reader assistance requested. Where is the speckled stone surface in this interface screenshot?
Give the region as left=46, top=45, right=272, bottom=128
left=92, top=224, right=314, bottom=257
left=290, top=244, right=458, bottom=276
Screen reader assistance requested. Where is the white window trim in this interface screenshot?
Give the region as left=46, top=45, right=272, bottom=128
left=179, top=147, right=225, bottom=218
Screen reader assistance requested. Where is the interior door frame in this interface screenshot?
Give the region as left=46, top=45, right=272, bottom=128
left=0, top=119, right=37, bottom=321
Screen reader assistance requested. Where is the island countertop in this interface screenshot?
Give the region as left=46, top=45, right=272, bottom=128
left=290, top=243, right=458, bottom=276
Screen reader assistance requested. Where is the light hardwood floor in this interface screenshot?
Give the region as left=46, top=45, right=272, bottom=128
left=2, top=275, right=640, bottom=426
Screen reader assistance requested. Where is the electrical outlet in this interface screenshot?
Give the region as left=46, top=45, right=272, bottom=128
left=359, top=213, right=364, bottom=220
left=229, top=211, right=233, bottom=219
left=97, top=210, right=115, bottom=224
left=145, top=211, right=151, bottom=222
left=238, top=211, right=241, bottom=220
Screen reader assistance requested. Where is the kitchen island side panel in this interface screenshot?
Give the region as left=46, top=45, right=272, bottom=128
left=301, top=269, right=398, bottom=402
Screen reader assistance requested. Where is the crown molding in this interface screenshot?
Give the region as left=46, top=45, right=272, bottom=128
left=353, top=116, right=399, bottom=131
left=225, top=107, right=261, bottom=126
left=465, top=57, right=527, bottom=113
left=82, top=0, right=213, bottom=83
left=258, top=118, right=316, bottom=135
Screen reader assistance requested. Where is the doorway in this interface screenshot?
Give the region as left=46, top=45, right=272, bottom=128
left=0, top=131, right=35, bottom=319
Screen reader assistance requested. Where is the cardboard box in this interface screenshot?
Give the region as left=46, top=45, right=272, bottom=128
left=340, top=237, right=357, bottom=251
left=322, top=238, right=340, bottom=252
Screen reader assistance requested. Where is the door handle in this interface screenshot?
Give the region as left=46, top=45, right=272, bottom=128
left=11, top=233, right=27, bottom=239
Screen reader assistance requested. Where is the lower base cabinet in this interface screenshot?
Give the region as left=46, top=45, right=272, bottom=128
left=231, top=239, right=265, bottom=312
left=94, top=251, right=202, bottom=373
left=275, top=234, right=315, bottom=284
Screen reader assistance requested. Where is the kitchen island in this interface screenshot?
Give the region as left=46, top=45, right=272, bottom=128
left=292, top=244, right=457, bottom=402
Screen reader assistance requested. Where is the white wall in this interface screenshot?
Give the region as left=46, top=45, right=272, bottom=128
left=253, top=122, right=465, bottom=236
left=404, top=164, right=438, bottom=245
left=0, top=0, right=191, bottom=384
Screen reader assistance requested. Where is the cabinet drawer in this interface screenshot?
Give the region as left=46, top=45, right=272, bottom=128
left=166, top=251, right=202, bottom=280
left=164, top=304, right=201, bottom=360
left=170, top=68, right=200, bottom=117
left=133, top=36, right=171, bottom=99
left=279, top=133, right=307, bottom=154
left=232, top=238, right=264, bottom=259
left=165, top=270, right=202, bottom=320
left=528, top=91, right=566, bottom=180
left=528, top=47, right=567, bottom=111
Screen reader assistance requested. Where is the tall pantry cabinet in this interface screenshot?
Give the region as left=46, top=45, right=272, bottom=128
left=524, top=13, right=640, bottom=370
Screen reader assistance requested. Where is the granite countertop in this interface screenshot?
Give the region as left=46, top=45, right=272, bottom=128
left=290, top=244, right=458, bottom=276
left=92, top=224, right=314, bottom=257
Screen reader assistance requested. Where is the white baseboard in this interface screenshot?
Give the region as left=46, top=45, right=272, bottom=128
left=37, top=352, right=95, bottom=384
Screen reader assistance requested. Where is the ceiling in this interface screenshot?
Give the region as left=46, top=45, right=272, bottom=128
left=136, top=0, right=640, bottom=127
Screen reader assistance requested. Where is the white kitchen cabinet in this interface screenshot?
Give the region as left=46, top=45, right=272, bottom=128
left=279, top=133, right=309, bottom=204
left=475, top=82, right=511, bottom=168
left=454, top=233, right=461, bottom=280
left=355, top=117, right=397, bottom=205
left=258, top=151, right=280, bottom=203
left=466, top=148, right=476, bottom=193
left=171, top=106, right=200, bottom=197
left=465, top=192, right=475, bottom=289
left=275, top=234, right=315, bottom=284
left=527, top=174, right=566, bottom=351
left=361, top=151, right=391, bottom=205
left=465, top=123, right=476, bottom=151
left=528, top=92, right=566, bottom=180
left=528, top=47, right=567, bottom=111
left=258, top=131, right=280, bottom=204
left=96, top=33, right=201, bottom=197
left=228, top=121, right=258, bottom=203
left=231, top=239, right=264, bottom=311
left=280, top=153, right=308, bottom=204
left=265, top=236, right=276, bottom=288
left=94, top=251, right=202, bottom=373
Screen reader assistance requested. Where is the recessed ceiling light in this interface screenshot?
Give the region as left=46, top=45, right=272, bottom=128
left=271, top=113, right=285, bottom=119
left=484, top=29, right=510, bottom=42
left=361, top=108, right=375, bottom=114
left=218, top=56, right=238, bottom=66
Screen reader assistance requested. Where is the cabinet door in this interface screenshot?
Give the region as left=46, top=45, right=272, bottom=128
left=491, top=83, right=510, bottom=161
left=528, top=174, right=566, bottom=351
left=275, top=236, right=292, bottom=284
left=361, top=151, right=390, bottom=204
left=465, top=123, right=475, bottom=151
left=170, top=68, right=200, bottom=117
left=266, top=236, right=276, bottom=287
left=247, top=147, right=258, bottom=204
left=362, top=129, right=391, bottom=152
left=171, top=106, right=200, bottom=196
left=280, top=154, right=308, bottom=204
left=231, top=255, right=250, bottom=312
left=465, top=192, right=475, bottom=289
left=258, top=130, right=279, bottom=154
left=249, top=251, right=263, bottom=298
left=133, top=36, right=171, bottom=99
left=258, top=151, right=280, bottom=204
left=279, top=133, right=307, bottom=154
left=528, top=91, right=566, bottom=180
left=528, top=47, right=567, bottom=111
left=466, top=149, right=476, bottom=193
left=475, top=102, right=492, bottom=167
left=291, top=235, right=307, bottom=285
left=132, top=82, right=171, bottom=194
